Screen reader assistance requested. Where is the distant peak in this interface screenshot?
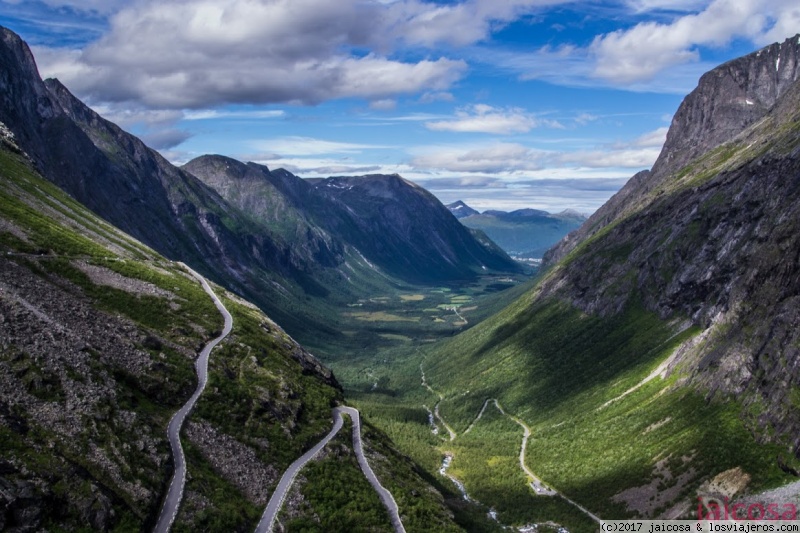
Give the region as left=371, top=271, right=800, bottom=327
left=446, top=200, right=480, bottom=219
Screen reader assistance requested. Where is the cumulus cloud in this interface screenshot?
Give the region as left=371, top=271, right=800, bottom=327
left=590, top=0, right=793, bottom=84
left=33, top=0, right=471, bottom=109
left=425, top=104, right=549, bottom=134
left=383, top=0, right=572, bottom=48
left=28, top=0, right=587, bottom=110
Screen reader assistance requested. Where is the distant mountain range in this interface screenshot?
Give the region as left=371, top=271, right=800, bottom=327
left=446, top=201, right=586, bottom=258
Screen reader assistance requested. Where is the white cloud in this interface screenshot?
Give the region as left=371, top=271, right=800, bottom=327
left=411, top=142, right=547, bottom=173
left=589, top=0, right=791, bottom=84
left=369, top=99, right=398, bottom=111
left=384, top=0, right=572, bottom=48
left=425, top=104, right=542, bottom=134
left=183, top=109, right=285, bottom=120
left=419, top=91, right=455, bottom=103
left=558, top=127, right=667, bottom=168
left=251, top=136, right=392, bottom=156
left=629, top=126, right=668, bottom=148
left=560, top=148, right=663, bottom=168
left=624, top=0, right=708, bottom=13
left=32, top=0, right=468, bottom=109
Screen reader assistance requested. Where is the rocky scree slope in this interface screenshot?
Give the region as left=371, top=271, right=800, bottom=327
left=0, top=138, right=462, bottom=532
left=540, top=35, right=800, bottom=453
left=0, top=137, right=347, bottom=531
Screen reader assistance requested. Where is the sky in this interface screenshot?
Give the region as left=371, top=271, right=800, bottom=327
left=1, top=1, right=797, bottom=214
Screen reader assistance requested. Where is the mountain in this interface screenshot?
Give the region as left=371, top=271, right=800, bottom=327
left=0, top=133, right=341, bottom=530
left=447, top=203, right=586, bottom=258
left=446, top=200, right=480, bottom=219
left=185, top=157, right=522, bottom=283
left=0, top=26, right=520, bottom=352
left=546, top=34, right=800, bottom=265
left=422, top=35, right=800, bottom=524
left=0, top=111, right=464, bottom=532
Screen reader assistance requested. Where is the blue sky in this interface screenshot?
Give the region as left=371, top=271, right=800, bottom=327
left=2, top=0, right=797, bottom=213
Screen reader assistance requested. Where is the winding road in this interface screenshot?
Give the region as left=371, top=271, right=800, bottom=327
left=254, top=406, right=406, bottom=533
left=420, top=363, right=457, bottom=441
left=153, top=264, right=233, bottom=533
left=425, top=383, right=604, bottom=525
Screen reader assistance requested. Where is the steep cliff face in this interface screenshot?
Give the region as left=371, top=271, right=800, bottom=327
left=186, top=156, right=522, bottom=283
left=306, top=174, right=521, bottom=282
left=547, top=34, right=800, bottom=266
left=183, top=155, right=344, bottom=269
left=539, top=36, right=800, bottom=452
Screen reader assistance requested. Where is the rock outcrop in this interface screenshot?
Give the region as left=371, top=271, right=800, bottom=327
left=541, top=35, right=800, bottom=453
left=547, top=35, right=800, bottom=266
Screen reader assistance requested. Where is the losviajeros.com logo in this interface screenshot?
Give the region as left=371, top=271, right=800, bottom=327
left=698, top=497, right=797, bottom=521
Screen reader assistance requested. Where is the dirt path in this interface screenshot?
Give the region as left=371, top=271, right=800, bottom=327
left=420, top=363, right=456, bottom=441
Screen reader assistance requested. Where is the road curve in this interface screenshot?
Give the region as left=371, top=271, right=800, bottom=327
left=338, top=406, right=407, bottom=533
left=153, top=264, right=233, bottom=533
left=255, top=407, right=406, bottom=533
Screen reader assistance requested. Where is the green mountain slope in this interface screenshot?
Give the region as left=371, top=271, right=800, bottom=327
left=413, top=36, right=800, bottom=528
left=0, top=137, right=460, bottom=531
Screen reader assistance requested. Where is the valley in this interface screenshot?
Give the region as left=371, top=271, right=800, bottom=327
left=3, top=19, right=800, bottom=533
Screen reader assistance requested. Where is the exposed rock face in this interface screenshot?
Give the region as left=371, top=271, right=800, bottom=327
left=185, top=420, right=278, bottom=505
left=182, top=155, right=344, bottom=270
left=539, top=35, right=800, bottom=453
left=655, top=35, right=800, bottom=178
left=547, top=35, right=800, bottom=266
left=307, top=174, right=521, bottom=282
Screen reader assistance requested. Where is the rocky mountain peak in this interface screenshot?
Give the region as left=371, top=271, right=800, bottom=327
left=545, top=35, right=800, bottom=266
left=653, top=34, right=800, bottom=178
left=446, top=200, right=480, bottom=219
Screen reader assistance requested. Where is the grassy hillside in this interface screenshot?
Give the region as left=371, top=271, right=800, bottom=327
left=338, top=83, right=800, bottom=527
left=0, top=144, right=461, bottom=531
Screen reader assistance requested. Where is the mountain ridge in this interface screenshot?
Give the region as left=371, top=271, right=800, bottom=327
left=185, top=156, right=522, bottom=284
left=0, top=25, right=521, bottom=352
left=416, top=34, right=800, bottom=525
left=446, top=200, right=586, bottom=257
left=546, top=34, right=800, bottom=266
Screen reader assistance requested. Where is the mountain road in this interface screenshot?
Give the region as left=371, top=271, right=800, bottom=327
left=153, top=264, right=233, bottom=533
